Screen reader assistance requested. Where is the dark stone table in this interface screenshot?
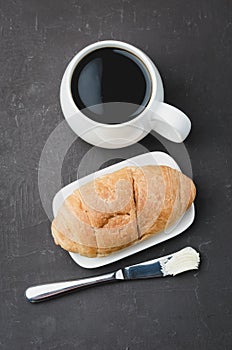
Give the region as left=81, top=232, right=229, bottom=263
left=0, top=1, right=231, bottom=349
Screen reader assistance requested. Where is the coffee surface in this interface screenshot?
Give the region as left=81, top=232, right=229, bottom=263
left=71, top=48, right=151, bottom=124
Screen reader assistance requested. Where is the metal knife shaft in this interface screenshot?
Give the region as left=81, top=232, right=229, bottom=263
left=25, top=271, right=119, bottom=303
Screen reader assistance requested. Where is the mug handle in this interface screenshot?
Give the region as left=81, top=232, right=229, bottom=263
left=150, top=102, right=191, bottom=143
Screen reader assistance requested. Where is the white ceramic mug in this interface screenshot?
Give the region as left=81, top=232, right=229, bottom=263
left=60, top=40, right=191, bottom=149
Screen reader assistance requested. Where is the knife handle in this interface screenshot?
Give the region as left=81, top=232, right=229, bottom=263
left=25, top=271, right=118, bottom=303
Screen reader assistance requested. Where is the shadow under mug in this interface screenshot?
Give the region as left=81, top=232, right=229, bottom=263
left=60, top=40, right=191, bottom=149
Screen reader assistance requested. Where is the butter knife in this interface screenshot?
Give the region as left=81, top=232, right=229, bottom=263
left=25, top=247, right=200, bottom=303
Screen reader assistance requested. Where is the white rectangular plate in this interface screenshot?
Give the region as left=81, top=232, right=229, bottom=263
left=52, top=151, right=195, bottom=268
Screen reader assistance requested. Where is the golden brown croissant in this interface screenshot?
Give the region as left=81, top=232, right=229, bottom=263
left=51, top=166, right=196, bottom=257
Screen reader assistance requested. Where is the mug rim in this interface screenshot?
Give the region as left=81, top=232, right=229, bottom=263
left=61, top=40, right=158, bottom=129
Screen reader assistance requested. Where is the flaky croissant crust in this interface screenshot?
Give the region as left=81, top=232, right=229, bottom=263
left=51, top=166, right=196, bottom=257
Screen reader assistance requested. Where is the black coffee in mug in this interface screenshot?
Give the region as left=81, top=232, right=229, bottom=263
left=71, top=48, right=151, bottom=124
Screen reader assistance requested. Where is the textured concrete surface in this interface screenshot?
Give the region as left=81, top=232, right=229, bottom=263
left=0, top=0, right=232, bottom=349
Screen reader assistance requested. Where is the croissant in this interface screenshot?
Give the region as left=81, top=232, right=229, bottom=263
left=51, top=166, right=196, bottom=257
